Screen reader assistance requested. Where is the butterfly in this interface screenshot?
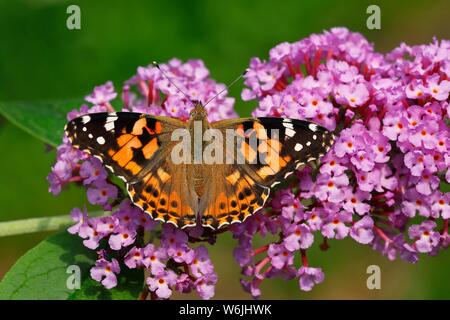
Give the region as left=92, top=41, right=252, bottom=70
left=65, top=103, right=334, bottom=230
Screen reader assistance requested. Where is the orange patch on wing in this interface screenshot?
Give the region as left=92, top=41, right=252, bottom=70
left=215, top=192, right=228, bottom=213
left=283, top=154, right=292, bottom=163
left=141, top=175, right=160, bottom=203
left=142, top=138, right=159, bottom=159
left=235, top=180, right=255, bottom=216
left=240, top=141, right=257, bottom=163
left=236, top=124, right=245, bottom=137
left=181, top=203, right=195, bottom=218
left=253, top=122, right=268, bottom=140
left=112, top=136, right=142, bottom=167
left=154, top=122, right=163, bottom=134
left=132, top=118, right=148, bottom=135
left=257, top=166, right=275, bottom=177
left=168, top=191, right=181, bottom=218
left=225, top=170, right=241, bottom=184
left=258, top=139, right=285, bottom=171
left=266, top=138, right=282, bottom=153
left=117, top=134, right=134, bottom=147
left=157, top=168, right=171, bottom=183
left=125, top=161, right=142, bottom=175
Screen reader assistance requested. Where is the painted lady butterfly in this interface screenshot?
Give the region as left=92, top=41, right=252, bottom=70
left=65, top=103, right=334, bottom=229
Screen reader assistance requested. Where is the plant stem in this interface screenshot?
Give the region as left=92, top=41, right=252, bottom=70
left=0, top=211, right=107, bottom=237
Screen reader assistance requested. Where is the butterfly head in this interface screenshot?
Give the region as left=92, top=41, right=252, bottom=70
left=189, top=101, right=208, bottom=121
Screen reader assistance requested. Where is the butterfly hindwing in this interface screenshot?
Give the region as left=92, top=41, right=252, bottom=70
left=127, top=159, right=199, bottom=228
left=199, top=164, right=270, bottom=229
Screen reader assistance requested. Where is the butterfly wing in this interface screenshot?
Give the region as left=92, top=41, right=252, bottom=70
left=199, top=117, right=334, bottom=229
left=127, top=158, right=199, bottom=228
left=199, top=164, right=270, bottom=229
left=65, top=112, right=198, bottom=228
left=212, top=117, right=335, bottom=188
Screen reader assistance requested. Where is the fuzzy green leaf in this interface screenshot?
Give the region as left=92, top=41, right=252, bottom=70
left=0, top=99, right=83, bottom=147
left=0, top=232, right=94, bottom=299
left=68, top=268, right=144, bottom=300
left=0, top=231, right=143, bottom=300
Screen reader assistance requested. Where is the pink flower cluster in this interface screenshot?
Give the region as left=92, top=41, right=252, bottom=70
left=48, top=29, right=450, bottom=299
left=232, top=27, right=449, bottom=297
left=74, top=203, right=217, bottom=298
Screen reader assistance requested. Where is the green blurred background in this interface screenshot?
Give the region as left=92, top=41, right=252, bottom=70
left=0, top=0, right=449, bottom=299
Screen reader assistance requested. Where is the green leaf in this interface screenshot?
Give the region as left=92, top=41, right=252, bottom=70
left=0, top=99, right=83, bottom=147
left=68, top=267, right=144, bottom=300
left=0, top=231, right=144, bottom=300
left=0, top=231, right=95, bottom=299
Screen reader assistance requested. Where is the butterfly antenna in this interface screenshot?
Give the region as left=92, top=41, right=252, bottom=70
left=203, top=69, right=248, bottom=107
left=152, top=61, right=193, bottom=104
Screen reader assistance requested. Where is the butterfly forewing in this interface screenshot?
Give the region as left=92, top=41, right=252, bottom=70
left=212, top=117, right=335, bottom=188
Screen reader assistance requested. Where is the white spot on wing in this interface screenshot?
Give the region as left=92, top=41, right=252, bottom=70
left=97, top=136, right=105, bottom=145
left=294, top=143, right=303, bottom=151
left=166, top=220, right=177, bottom=227
left=285, top=128, right=296, bottom=137
left=181, top=223, right=197, bottom=229
left=295, top=161, right=305, bottom=169
left=81, top=115, right=91, bottom=124
left=283, top=122, right=294, bottom=129
left=271, top=181, right=281, bottom=187
left=82, top=127, right=87, bottom=132
left=88, top=134, right=93, bottom=139
left=284, top=171, right=293, bottom=179
left=217, top=221, right=230, bottom=229
left=306, top=141, right=311, bottom=146
left=104, top=122, right=115, bottom=131
left=308, top=123, right=318, bottom=132
left=106, top=115, right=118, bottom=122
